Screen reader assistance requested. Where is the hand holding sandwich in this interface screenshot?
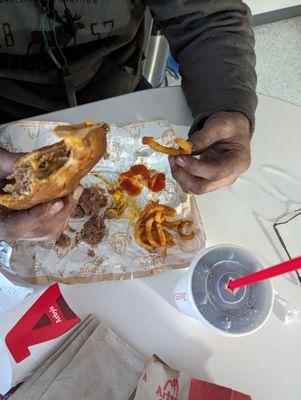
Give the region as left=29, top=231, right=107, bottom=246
left=0, top=149, right=83, bottom=242
left=0, top=122, right=108, bottom=242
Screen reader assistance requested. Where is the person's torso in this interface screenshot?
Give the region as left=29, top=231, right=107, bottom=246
left=0, top=1, right=146, bottom=116
left=0, top=1, right=144, bottom=55
left=0, top=1, right=146, bottom=86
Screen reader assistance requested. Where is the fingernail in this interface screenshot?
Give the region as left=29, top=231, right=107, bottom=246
left=176, top=156, right=187, bottom=167
left=73, top=186, right=84, bottom=201
left=49, top=200, right=64, bottom=216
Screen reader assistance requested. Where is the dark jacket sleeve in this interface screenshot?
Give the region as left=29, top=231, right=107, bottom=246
left=146, top=0, right=257, bottom=132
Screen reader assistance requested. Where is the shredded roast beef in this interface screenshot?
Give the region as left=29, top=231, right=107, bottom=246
left=66, top=226, right=76, bottom=233
left=72, top=186, right=108, bottom=218
left=87, top=249, right=96, bottom=258
left=72, top=205, right=85, bottom=219
left=4, top=165, right=32, bottom=195
left=55, top=186, right=108, bottom=252
left=79, top=216, right=106, bottom=246
left=55, top=233, right=72, bottom=249
left=35, top=148, right=70, bottom=179
left=3, top=146, right=70, bottom=195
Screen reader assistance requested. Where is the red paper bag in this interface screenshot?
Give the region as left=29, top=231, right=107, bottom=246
left=188, top=378, right=251, bottom=400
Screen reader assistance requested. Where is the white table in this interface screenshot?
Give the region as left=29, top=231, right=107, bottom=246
left=33, top=87, right=301, bottom=400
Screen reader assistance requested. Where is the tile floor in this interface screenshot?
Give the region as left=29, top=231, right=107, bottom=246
left=254, top=16, right=301, bottom=106
left=165, top=16, right=301, bottom=107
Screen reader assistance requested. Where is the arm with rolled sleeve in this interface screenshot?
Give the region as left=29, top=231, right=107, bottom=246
left=146, top=0, right=257, bottom=132
left=146, top=0, right=257, bottom=195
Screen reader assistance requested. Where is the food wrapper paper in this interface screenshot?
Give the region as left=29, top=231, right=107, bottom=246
left=130, top=355, right=252, bottom=400
left=0, top=120, right=205, bottom=284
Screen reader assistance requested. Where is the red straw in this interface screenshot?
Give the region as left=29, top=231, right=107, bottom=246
left=227, top=256, right=301, bottom=291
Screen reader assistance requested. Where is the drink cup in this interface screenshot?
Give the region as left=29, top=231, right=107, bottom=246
left=173, top=245, right=274, bottom=336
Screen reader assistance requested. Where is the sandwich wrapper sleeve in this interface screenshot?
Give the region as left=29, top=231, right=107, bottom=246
left=0, top=284, right=81, bottom=395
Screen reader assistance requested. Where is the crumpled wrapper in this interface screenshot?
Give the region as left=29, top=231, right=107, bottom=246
left=130, top=355, right=252, bottom=400
left=0, top=120, right=205, bottom=284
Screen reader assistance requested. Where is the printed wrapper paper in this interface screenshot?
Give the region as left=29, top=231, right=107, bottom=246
left=130, top=355, right=252, bottom=400
left=0, top=120, right=205, bottom=284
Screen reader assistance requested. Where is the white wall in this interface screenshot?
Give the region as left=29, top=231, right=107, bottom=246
left=245, top=0, right=300, bottom=15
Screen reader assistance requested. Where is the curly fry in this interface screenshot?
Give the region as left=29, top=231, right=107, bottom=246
left=135, top=217, right=153, bottom=250
left=155, top=211, right=167, bottom=224
left=162, top=220, right=182, bottom=229
left=142, top=137, right=192, bottom=156
left=146, top=217, right=160, bottom=247
left=164, top=230, right=175, bottom=246
left=140, top=200, right=158, bottom=218
left=144, top=204, right=177, bottom=220
left=178, top=220, right=195, bottom=241
left=134, top=201, right=194, bottom=257
left=155, top=212, right=161, bottom=223
left=141, top=231, right=153, bottom=248
left=156, top=222, right=167, bottom=258
left=174, top=138, right=193, bottom=154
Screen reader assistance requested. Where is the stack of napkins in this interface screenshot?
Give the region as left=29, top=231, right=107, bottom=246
left=10, top=315, right=146, bottom=400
